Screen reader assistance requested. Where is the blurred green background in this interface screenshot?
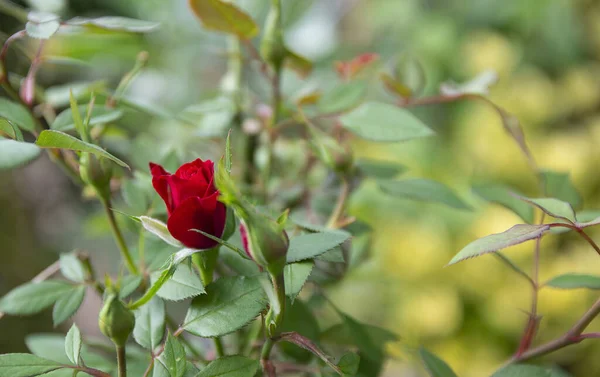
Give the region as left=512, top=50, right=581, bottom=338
left=2, top=0, right=600, bottom=376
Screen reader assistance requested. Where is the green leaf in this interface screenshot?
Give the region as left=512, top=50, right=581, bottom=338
left=183, top=275, right=267, bottom=337
left=52, top=106, right=123, bottom=132
left=133, top=297, right=165, bottom=351
left=139, top=216, right=183, bottom=248
left=338, top=312, right=382, bottom=363
left=473, top=183, right=534, bottom=224
left=491, top=364, right=554, bottom=377
left=317, top=247, right=345, bottom=263
left=152, top=263, right=205, bottom=301
left=64, top=324, right=82, bottom=365
left=355, top=158, right=406, bottom=179
left=0, top=119, right=24, bottom=141
left=26, top=21, right=60, bottom=39
left=541, top=170, right=582, bottom=209
left=0, top=281, right=74, bottom=315
left=379, top=179, right=471, bottom=210
left=0, top=139, right=41, bottom=170
left=339, top=102, right=434, bottom=142
left=440, top=70, right=498, bottom=96
left=52, top=285, right=86, bottom=327
left=195, top=356, right=259, bottom=377
left=448, top=224, right=550, bottom=265
left=66, top=16, right=160, bottom=32
left=338, top=353, right=361, bottom=376
left=224, top=130, right=232, bottom=173
left=35, top=130, right=129, bottom=168
left=318, top=81, right=367, bottom=114
left=519, top=197, right=576, bottom=223
left=285, top=48, right=313, bottom=78
left=0, top=97, right=36, bottom=132
left=155, top=333, right=186, bottom=377
left=545, top=274, right=600, bottom=290
left=119, top=275, right=143, bottom=299
left=286, top=232, right=351, bottom=263
left=284, top=261, right=314, bottom=300
left=279, top=299, right=320, bottom=362
left=0, top=353, right=62, bottom=377
left=188, top=0, right=259, bottom=39
left=419, top=348, right=458, bottom=377
left=59, top=253, right=87, bottom=283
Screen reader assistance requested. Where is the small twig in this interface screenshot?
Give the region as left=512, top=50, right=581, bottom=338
left=326, top=178, right=350, bottom=229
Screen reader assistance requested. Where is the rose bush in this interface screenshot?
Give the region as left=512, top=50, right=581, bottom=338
left=150, top=159, right=226, bottom=250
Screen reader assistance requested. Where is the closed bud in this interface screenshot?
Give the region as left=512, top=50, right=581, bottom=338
left=260, top=0, right=286, bottom=70
left=98, top=291, right=135, bottom=347
left=80, top=153, right=113, bottom=200
left=240, top=215, right=289, bottom=276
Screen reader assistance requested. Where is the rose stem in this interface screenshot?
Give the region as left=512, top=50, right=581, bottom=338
left=116, top=345, right=127, bottom=377
left=101, top=198, right=139, bottom=275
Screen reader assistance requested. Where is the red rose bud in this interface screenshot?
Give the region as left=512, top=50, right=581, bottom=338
left=239, top=216, right=289, bottom=276
left=149, top=158, right=227, bottom=250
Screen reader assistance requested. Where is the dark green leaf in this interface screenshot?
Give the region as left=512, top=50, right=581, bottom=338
left=287, top=232, right=351, bottom=263
left=318, top=81, right=367, bottom=114
left=420, top=348, right=458, bottom=377
left=541, top=170, right=582, bottom=209
left=317, top=247, right=345, bottom=263
left=59, top=253, right=87, bottom=283
left=0, top=98, right=36, bottom=131
left=472, top=183, right=534, bottom=224
left=67, top=17, right=160, bottom=32
left=195, top=356, right=259, bottom=377
left=491, top=364, right=553, bottom=377
left=156, top=333, right=186, bottom=377
left=0, top=353, right=62, bottom=377
left=339, top=102, right=434, bottom=142
left=545, top=274, right=600, bottom=290
left=153, top=263, right=205, bottom=301
left=0, top=139, right=41, bottom=170
left=188, top=0, right=259, bottom=39
left=119, top=275, right=143, bottom=299
left=280, top=299, right=320, bottom=362
left=52, top=285, right=86, bottom=327
left=355, top=158, right=406, bottom=179
left=338, top=353, right=360, bottom=376
left=52, top=106, right=123, bottom=132
left=35, top=130, right=129, bottom=168
left=449, top=224, right=549, bottom=265
left=183, top=276, right=267, bottom=337
left=0, top=281, right=74, bottom=315
left=284, top=261, right=313, bottom=300
left=64, top=324, right=82, bottom=365
left=379, top=179, right=471, bottom=210
left=133, top=297, right=165, bottom=351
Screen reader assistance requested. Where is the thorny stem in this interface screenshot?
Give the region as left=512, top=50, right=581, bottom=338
left=101, top=198, right=139, bottom=276
left=116, top=345, right=127, bottom=377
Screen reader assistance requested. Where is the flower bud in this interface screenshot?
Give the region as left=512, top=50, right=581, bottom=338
left=80, top=153, right=113, bottom=200
left=260, top=0, right=286, bottom=70
left=98, top=291, right=135, bottom=347
left=240, top=215, right=289, bottom=276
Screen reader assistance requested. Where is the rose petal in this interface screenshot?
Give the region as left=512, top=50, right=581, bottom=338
left=149, top=162, right=174, bottom=213
left=167, top=193, right=226, bottom=249
left=166, top=174, right=209, bottom=208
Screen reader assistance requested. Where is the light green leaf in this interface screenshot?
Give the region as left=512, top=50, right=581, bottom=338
left=0, top=98, right=36, bottom=131
left=139, top=216, right=183, bottom=248
left=355, top=158, right=406, bottom=179
left=26, top=12, right=60, bottom=39
left=183, top=276, right=267, bottom=337
left=420, top=348, right=458, bottom=377
left=155, top=333, right=186, bottom=377
left=541, top=170, right=582, bottom=209
left=64, top=324, right=82, bottom=365
left=152, top=263, right=205, bottom=301
left=52, top=285, right=86, bottom=326
left=0, top=281, right=74, bottom=315
left=35, top=130, right=129, bottom=168
left=379, top=179, right=471, bottom=210
left=66, top=16, right=160, bottom=32
left=52, top=106, right=123, bottom=132
left=119, top=275, right=143, bottom=299
left=0, top=119, right=24, bottom=141
left=473, top=183, right=534, bottom=224
left=449, top=224, right=549, bottom=265
left=286, top=232, right=351, bottom=263
left=545, top=274, right=600, bottom=290
left=318, top=81, right=367, bottom=114
left=195, top=356, right=259, bottom=377
left=317, top=247, right=345, bottom=263
left=59, top=253, right=87, bottom=283
left=0, top=139, right=41, bottom=170
left=440, top=70, right=498, bottom=96
left=188, top=0, right=259, bottom=39
left=0, top=353, right=62, bottom=377
left=284, top=261, right=314, bottom=300
left=520, top=197, right=576, bottom=223
left=339, top=102, right=434, bottom=142
left=133, top=297, right=165, bottom=351
left=491, top=364, right=554, bottom=377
